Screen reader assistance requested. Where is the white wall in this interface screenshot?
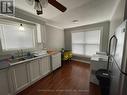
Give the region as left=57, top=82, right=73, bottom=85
left=45, top=25, right=64, bottom=50
left=64, top=21, right=110, bottom=62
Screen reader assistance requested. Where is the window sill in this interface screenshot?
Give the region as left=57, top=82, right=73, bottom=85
left=72, top=53, right=91, bottom=58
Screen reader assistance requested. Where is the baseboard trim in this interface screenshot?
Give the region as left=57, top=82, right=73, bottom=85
left=72, top=58, right=91, bottom=64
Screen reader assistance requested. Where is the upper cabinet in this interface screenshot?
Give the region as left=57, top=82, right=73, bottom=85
left=41, top=24, right=46, bottom=44
left=36, top=24, right=47, bottom=49
left=36, top=24, right=42, bottom=43
left=36, top=24, right=46, bottom=44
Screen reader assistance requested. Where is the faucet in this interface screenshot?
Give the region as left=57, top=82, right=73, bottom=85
left=21, top=49, right=23, bottom=57
left=17, top=50, right=20, bottom=57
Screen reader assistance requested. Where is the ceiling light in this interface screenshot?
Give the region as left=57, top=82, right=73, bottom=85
left=72, top=20, right=79, bottom=23
left=19, top=24, right=24, bottom=31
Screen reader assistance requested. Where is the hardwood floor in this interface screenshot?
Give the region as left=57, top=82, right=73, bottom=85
left=17, top=60, right=101, bottom=95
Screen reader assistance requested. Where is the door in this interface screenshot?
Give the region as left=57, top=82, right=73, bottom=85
left=29, top=60, right=40, bottom=83
left=0, top=69, right=10, bottom=95
left=10, top=63, right=30, bottom=93
left=39, top=56, right=51, bottom=76
left=52, top=53, right=61, bottom=71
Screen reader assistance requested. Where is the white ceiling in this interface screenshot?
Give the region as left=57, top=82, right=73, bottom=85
left=15, top=0, right=119, bottom=29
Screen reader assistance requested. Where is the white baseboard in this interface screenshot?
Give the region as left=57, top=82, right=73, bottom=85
left=72, top=58, right=91, bottom=64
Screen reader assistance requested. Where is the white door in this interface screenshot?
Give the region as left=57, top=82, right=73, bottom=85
left=0, top=69, right=10, bottom=95
left=10, top=63, right=30, bottom=93
left=29, top=60, right=40, bottom=83
left=52, top=53, right=61, bottom=71
left=39, top=57, right=51, bottom=76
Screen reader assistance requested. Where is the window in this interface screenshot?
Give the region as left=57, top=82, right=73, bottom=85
left=72, top=29, right=101, bottom=56
left=0, top=24, right=35, bottom=50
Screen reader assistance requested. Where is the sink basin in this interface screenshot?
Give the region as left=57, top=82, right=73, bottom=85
left=9, top=55, right=37, bottom=63
left=10, top=57, right=26, bottom=63
left=17, top=58, right=26, bottom=61
left=23, top=55, right=37, bottom=59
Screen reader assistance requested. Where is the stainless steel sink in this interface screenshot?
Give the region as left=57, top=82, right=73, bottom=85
left=9, top=55, right=37, bottom=63
left=9, top=57, right=26, bottom=63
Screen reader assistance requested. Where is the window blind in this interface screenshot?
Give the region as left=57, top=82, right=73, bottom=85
left=72, top=29, right=101, bottom=56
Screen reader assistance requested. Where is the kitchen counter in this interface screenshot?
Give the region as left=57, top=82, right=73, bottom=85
left=10, top=54, right=50, bottom=66
left=0, top=51, right=62, bottom=95
left=47, top=51, right=60, bottom=55
left=0, top=51, right=61, bottom=70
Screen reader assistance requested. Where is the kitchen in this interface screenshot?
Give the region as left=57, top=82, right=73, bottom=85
left=0, top=0, right=127, bottom=95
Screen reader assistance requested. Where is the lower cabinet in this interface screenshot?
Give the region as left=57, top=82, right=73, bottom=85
left=52, top=52, right=61, bottom=71
left=0, top=69, right=11, bottom=95
left=9, top=57, right=51, bottom=94
left=1, top=55, right=57, bottom=94
left=39, top=56, right=51, bottom=77
left=10, top=63, right=30, bottom=94
left=29, top=60, right=40, bottom=83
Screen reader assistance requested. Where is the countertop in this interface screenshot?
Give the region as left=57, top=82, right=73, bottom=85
left=91, top=54, right=108, bottom=62
left=0, top=51, right=61, bottom=70
left=9, top=54, right=50, bottom=66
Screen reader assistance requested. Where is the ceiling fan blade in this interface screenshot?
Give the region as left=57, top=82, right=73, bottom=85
left=48, top=0, right=67, bottom=12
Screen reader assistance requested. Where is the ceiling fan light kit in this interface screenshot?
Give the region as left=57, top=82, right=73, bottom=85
left=26, top=0, right=67, bottom=15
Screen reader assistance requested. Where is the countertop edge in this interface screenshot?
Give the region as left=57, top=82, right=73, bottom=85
left=9, top=54, right=50, bottom=66
left=0, top=52, right=61, bottom=69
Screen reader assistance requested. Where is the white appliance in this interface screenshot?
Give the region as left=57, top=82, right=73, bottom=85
left=110, top=20, right=127, bottom=95
left=90, top=52, right=108, bottom=85
left=51, top=52, right=61, bottom=71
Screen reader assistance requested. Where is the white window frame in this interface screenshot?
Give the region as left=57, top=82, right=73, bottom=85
left=71, top=27, right=103, bottom=57
left=0, top=21, right=36, bottom=51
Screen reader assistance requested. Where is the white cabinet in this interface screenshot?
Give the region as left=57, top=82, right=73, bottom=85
left=1, top=55, right=52, bottom=94
left=39, top=56, right=51, bottom=77
left=10, top=63, right=30, bottom=93
left=41, top=24, right=46, bottom=44
left=52, top=52, right=61, bottom=71
left=0, top=69, right=11, bottom=95
left=27, top=57, right=51, bottom=84
left=29, top=60, right=40, bottom=83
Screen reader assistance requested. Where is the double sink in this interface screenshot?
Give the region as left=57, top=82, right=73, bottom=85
left=0, top=51, right=49, bottom=69
left=0, top=56, right=35, bottom=70
left=9, top=55, right=38, bottom=64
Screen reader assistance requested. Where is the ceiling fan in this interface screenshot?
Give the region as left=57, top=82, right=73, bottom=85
left=25, top=0, right=67, bottom=15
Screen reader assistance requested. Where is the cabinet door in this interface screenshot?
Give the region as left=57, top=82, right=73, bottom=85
left=39, top=57, right=51, bottom=76
left=52, top=53, right=61, bottom=71
left=0, top=69, right=10, bottom=95
left=10, top=63, right=30, bottom=93
left=41, top=24, right=46, bottom=48
left=56, top=53, right=61, bottom=67
left=29, top=60, right=40, bottom=83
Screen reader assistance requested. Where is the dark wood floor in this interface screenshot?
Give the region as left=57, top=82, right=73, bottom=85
left=17, top=60, right=101, bottom=95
